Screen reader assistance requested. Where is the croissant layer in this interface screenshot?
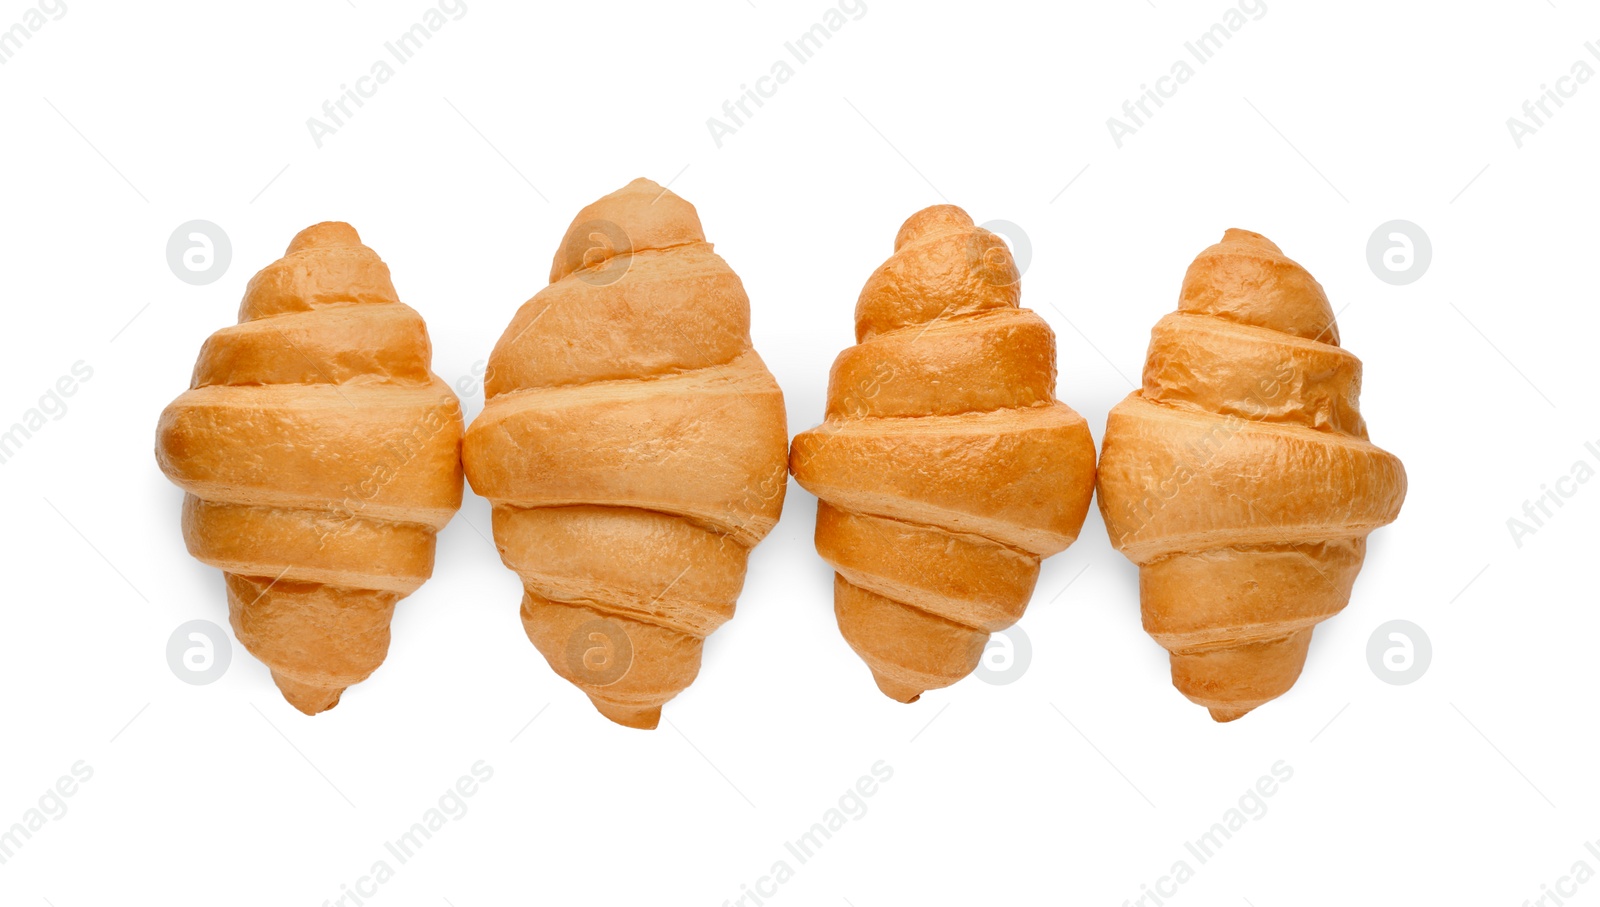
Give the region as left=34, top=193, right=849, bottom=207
left=156, top=222, right=463, bottom=714
left=1097, top=229, right=1405, bottom=722
left=791, top=204, right=1097, bottom=702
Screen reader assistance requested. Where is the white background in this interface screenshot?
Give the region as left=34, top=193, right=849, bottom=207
left=1, top=1, right=1595, bottom=905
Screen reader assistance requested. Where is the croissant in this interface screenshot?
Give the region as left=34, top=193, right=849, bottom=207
left=1097, top=229, right=1406, bottom=722
left=155, top=222, right=464, bottom=714
left=463, top=178, right=788, bottom=730
left=789, top=205, right=1097, bottom=703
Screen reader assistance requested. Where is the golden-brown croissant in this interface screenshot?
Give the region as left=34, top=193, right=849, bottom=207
left=463, top=178, right=788, bottom=730
left=156, top=222, right=464, bottom=714
left=790, top=205, right=1097, bottom=703
left=1097, top=229, right=1406, bottom=722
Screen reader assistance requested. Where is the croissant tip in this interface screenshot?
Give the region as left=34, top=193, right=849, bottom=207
left=287, top=221, right=363, bottom=254
left=1217, top=227, right=1281, bottom=254
left=590, top=697, right=662, bottom=730
left=893, top=204, right=974, bottom=252
left=871, top=672, right=925, bottom=704
left=1207, top=705, right=1255, bottom=723
left=271, top=671, right=346, bottom=715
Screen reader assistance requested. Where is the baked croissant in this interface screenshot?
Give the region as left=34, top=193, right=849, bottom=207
left=789, top=205, right=1097, bottom=703
left=156, top=222, right=464, bottom=714
left=1097, top=229, right=1406, bottom=722
left=463, top=178, right=788, bottom=730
